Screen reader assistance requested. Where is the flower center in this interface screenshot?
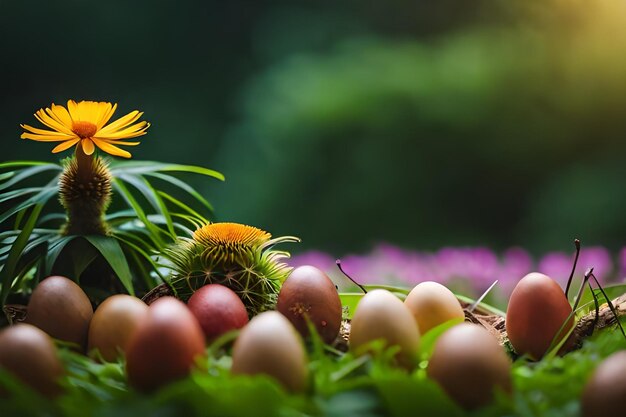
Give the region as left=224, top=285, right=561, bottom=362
left=193, top=223, right=271, bottom=249
left=72, top=121, right=97, bottom=138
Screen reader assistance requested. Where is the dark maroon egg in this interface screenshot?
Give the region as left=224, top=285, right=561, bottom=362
left=125, top=297, right=205, bottom=392
left=276, top=265, right=342, bottom=344
left=187, top=284, right=249, bottom=340
left=25, top=275, right=93, bottom=350
left=506, top=272, right=574, bottom=359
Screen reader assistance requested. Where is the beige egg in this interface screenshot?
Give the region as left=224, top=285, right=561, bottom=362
left=0, top=323, right=64, bottom=398
left=350, top=289, right=420, bottom=369
left=427, top=323, right=512, bottom=410
left=231, top=311, right=308, bottom=392
left=404, top=281, right=465, bottom=334
left=88, top=295, right=149, bottom=361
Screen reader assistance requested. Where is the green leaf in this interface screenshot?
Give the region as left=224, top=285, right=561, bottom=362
left=113, top=233, right=165, bottom=281
left=45, top=236, right=76, bottom=276
left=146, top=172, right=215, bottom=211
left=0, top=164, right=61, bottom=191
left=116, top=174, right=176, bottom=238
left=109, top=160, right=224, bottom=181
left=0, top=181, right=58, bottom=224
left=0, top=160, right=54, bottom=170
left=0, top=203, right=43, bottom=306
left=339, top=293, right=365, bottom=319
left=575, top=283, right=626, bottom=313
left=84, top=235, right=135, bottom=296
left=112, top=179, right=164, bottom=248
left=157, top=191, right=208, bottom=223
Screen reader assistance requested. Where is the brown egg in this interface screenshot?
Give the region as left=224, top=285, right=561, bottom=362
left=581, top=350, right=626, bottom=417
left=187, top=284, right=249, bottom=341
left=427, top=323, right=512, bottom=410
left=277, top=265, right=342, bottom=344
left=404, top=281, right=464, bottom=334
left=88, top=295, right=149, bottom=361
left=125, top=297, right=205, bottom=392
left=506, top=272, right=574, bottom=359
left=349, top=289, right=420, bottom=369
left=25, top=275, right=93, bottom=350
left=231, top=311, right=308, bottom=392
left=0, top=324, right=64, bottom=398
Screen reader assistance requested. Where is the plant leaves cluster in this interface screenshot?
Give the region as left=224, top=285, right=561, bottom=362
left=0, top=159, right=224, bottom=307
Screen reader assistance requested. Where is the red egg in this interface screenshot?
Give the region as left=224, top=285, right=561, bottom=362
left=126, top=297, right=205, bottom=392
left=187, top=284, right=249, bottom=341
left=506, top=272, right=574, bottom=359
left=276, top=265, right=342, bottom=344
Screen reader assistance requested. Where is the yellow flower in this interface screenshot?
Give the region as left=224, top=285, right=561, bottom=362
left=20, top=100, right=149, bottom=158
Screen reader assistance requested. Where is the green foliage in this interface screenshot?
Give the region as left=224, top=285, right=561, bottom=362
left=0, top=158, right=223, bottom=305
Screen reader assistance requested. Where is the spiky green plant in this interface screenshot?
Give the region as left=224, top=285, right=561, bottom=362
left=163, top=222, right=299, bottom=316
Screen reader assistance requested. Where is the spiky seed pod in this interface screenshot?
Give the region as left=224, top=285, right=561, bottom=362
left=59, top=153, right=112, bottom=236
left=165, top=222, right=299, bottom=317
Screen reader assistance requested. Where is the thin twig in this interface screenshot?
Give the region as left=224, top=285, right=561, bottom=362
left=336, top=259, right=367, bottom=294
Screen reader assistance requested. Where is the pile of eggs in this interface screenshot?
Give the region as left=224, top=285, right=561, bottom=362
left=0, top=269, right=624, bottom=414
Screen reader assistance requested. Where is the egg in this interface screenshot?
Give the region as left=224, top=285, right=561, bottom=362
left=349, top=289, right=420, bottom=368
left=581, top=350, right=626, bottom=417
left=0, top=324, right=64, bottom=398
left=88, top=295, right=149, bottom=361
left=25, top=275, right=93, bottom=350
left=404, top=281, right=464, bottom=334
left=276, top=265, right=342, bottom=344
left=427, top=323, right=512, bottom=410
left=125, top=297, right=205, bottom=392
left=506, top=272, right=574, bottom=359
left=231, top=311, right=308, bottom=392
left=187, top=284, right=249, bottom=340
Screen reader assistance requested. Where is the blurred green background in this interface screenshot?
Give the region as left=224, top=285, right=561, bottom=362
left=2, top=0, right=625, bottom=256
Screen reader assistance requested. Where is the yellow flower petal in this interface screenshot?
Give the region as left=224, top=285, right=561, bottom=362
left=21, top=132, right=77, bottom=141
left=51, top=139, right=80, bottom=153
left=101, top=140, right=141, bottom=146
left=94, top=130, right=148, bottom=141
left=50, top=104, right=73, bottom=126
left=81, top=138, right=95, bottom=155
left=91, top=138, right=132, bottom=158
left=67, top=100, right=81, bottom=121
left=34, top=110, right=74, bottom=135
left=97, top=111, right=141, bottom=135
left=96, top=103, right=117, bottom=130
left=21, top=124, right=71, bottom=137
